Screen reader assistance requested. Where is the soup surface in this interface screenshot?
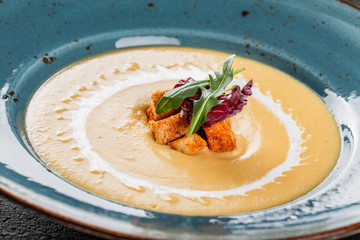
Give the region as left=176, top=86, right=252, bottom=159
left=26, top=47, right=340, bottom=215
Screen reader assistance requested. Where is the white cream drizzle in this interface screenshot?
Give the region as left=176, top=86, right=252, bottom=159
left=69, top=65, right=306, bottom=200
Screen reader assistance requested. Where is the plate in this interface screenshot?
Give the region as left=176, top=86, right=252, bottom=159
left=1, top=0, right=360, bottom=239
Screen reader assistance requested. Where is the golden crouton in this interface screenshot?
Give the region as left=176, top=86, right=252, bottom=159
left=147, top=89, right=178, bottom=121
left=169, top=134, right=207, bottom=155
left=147, top=105, right=156, bottom=121
left=149, top=113, right=189, bottom=144
left=203, top=119, right=236, bottom=152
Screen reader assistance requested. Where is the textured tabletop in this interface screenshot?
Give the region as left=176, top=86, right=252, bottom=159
left=1, top=193, right=359, bottom=240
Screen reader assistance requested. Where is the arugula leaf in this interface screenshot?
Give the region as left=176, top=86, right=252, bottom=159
left=186, top=55, right=241, bottom=135
left=155, top=80, right=208, bottom=114
left=155, top=54, right=245, bottom=135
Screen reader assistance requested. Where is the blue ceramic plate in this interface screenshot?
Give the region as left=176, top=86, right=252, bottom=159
left=1, top=0, right=360, bottom=239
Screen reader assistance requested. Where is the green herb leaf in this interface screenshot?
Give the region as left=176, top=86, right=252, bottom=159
left=155, top=54, right=245, bottom=135
left=156, top=80, right=208, bottom=114
left=186, top=55, right=241, bottom=135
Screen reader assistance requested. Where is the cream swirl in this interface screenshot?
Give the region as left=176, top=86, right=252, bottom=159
left=69, top=65, right=306, bottom=199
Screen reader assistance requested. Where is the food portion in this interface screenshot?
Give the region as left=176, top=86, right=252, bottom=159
left=148, top=56, right=253, bottom=154
left=25, top=47, right=341, bottom=215
left=149, top=112, right=189, bottom=145
left=147, top=89, right=178, bottom=121
left=203, top=119, right=236, bottom=152
left=168, top=134, right=207, bottom=155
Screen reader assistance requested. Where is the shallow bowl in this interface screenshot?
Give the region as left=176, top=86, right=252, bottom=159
left=1, top=0, right=360, bottom=239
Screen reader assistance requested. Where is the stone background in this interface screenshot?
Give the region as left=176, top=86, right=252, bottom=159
left=1, top=194, right=359, bottom=240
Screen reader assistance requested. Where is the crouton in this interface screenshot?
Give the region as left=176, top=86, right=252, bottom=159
left=203, top=119, right=236, bottom=152
left=169, top=134, right=207, bottom=155
left=149, top=113, right=189, bottom=144
left=147, top=89, right=178, bottom=121
left=147, top=105, right=155, bottom=121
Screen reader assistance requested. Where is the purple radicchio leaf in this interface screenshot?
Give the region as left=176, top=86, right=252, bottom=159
left=175, top=79, right=253, bottom=128
left=203, top=80, right=253, bottom=127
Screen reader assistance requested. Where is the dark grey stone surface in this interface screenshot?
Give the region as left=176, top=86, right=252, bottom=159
left=346, top=0, right=360, bottom=6
left=1, top=194, right=360, bottom=240
left=0, top=194, right=108, bottom=240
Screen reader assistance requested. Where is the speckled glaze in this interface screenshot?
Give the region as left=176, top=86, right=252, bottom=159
left=1, top=0, right=360, bottom=239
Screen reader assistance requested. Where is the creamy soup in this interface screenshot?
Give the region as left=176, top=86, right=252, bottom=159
left=26, top=47, right=340, bottom=215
